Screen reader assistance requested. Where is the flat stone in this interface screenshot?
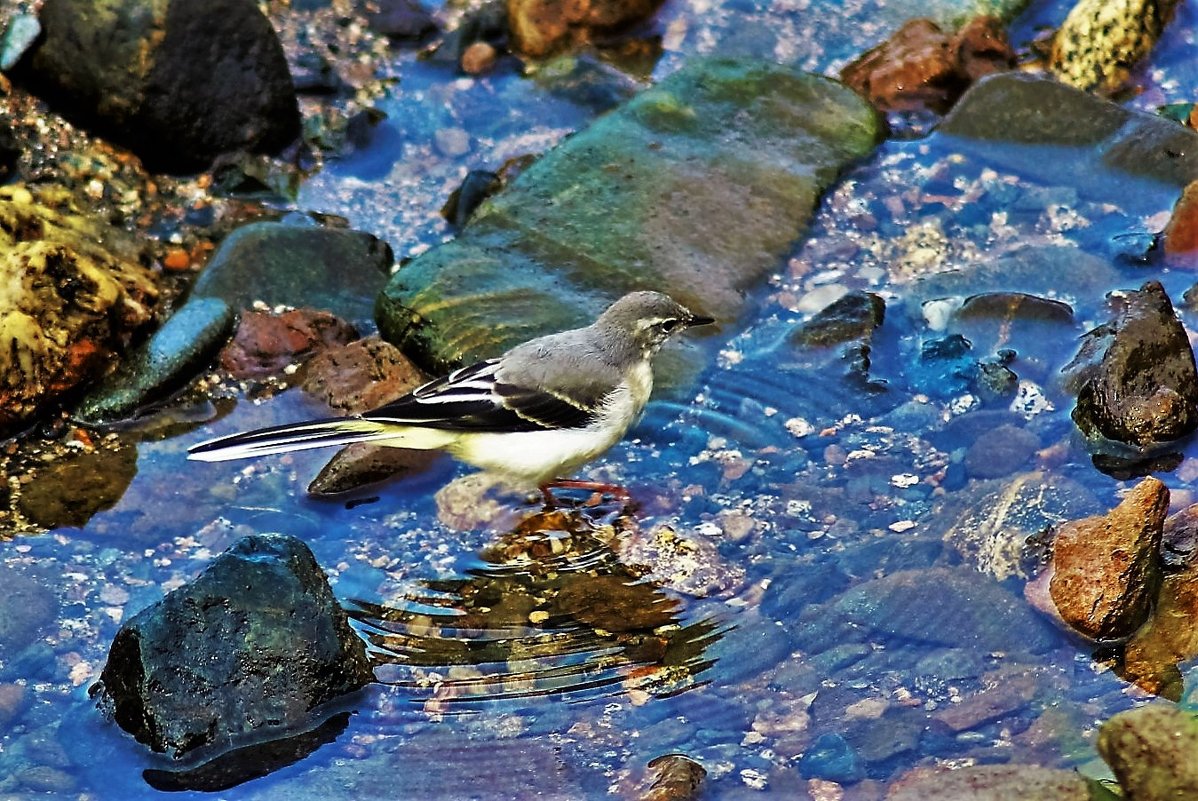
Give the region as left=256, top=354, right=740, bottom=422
left=378, top=58, right=882, bottom=379
left=192, top=221, right=393, bottom=328
left=963, top=423, right=1039, bottom=479
left=75, top=297, right=235, bottom=424
left=16, top=444, right=139, bottom=528
left=1098, top=704, right=1198, bottom=800
left=886, top=764, right=1094, bottom=800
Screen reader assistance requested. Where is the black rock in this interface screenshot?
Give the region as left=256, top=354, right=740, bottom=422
left=1066, top=281, right=1198, bottom=449
left=19, top=0, right=299, bottom=174
left=361, top=0, right=438, bottom=41
left=441, top=170, right=501, bottom=228
left=93, top=534, right=373, bottom=760
left=0, top=120, right=19, bottom=181
left=791, top=291, right=886, bottom=348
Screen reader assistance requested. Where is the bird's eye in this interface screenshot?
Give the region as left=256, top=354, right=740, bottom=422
left=658, top=318, right=680, bottom=333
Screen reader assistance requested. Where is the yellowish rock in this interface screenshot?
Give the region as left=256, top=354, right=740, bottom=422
left=1050, top=0, right=1179, bottom=93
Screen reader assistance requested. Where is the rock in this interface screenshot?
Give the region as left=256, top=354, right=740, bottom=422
left=16, top=444, right=139, bottom=528
left=1049, top=477, right=1167, bottom=641
left=19, top=0, right=297, bottom=173
left=941, top=74, right=1198, bottom=203
left=1123, top=565, right=1198, bottom=699
left=299, top=336, right=427, bottom=412
left=1065, top=282, right=1198, bottom=449
left=791, top=291, right=886, bottom=348
left=378, top=59, right=882, bottom=378
left=840, top=17, right=1012, bottom=114
left=0, top=120, right=18, bottom=179
left=16, top=766, right=76, bottom=794
left=219, top=308, right=358, bottom=380
left=1162, top=503, right=1198, bottom=569
left=430, top=1, right=508, bottom=65
left=460, top=41, right=499, bottom=75
left=1050, top=0, right=1180, bottom=93
left=307, top=443, right=440, bottom=496
left=94, top=533, right=372, bottom=760
left=1098, top=704, right=1198, bottom=799
left=963, top=424, right=1039, bottom=479
left=191, top=222, right=393, bottom=327
left=0, top=13, right=40, bottom=72
left=75, top=298, right=235, bottom=424
left=442, top=170, right=503, bottom=228
left=0, top=185, right=158, bottom=432
left=0, top=683, right=27, bottom=729
left=362, top=0, right=438, bottom=41
left=507, top=0, right=665, bottom=57
left=798, top=733, right=863, bottom=784
left=1163, top=180, right=1198, bottom=262
left=947, top=292, right=1076, bottom=373
left=0, top=568, right=57, bottom=656
left=885, top=764, right=1095, bottom=800
left=832, top=567, right=1056, bottom=653
left=930, top=669, right=1038, bottom=732
left=640, top=754, right=705, bottom=801
left=550, top=573, right=679, bottom=632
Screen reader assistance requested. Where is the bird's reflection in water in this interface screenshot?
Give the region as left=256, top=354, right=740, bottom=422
left=347, top=504, right=723, bottom=709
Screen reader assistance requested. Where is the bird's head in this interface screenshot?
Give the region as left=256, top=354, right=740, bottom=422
left=597, top=291, right=715, bottom=354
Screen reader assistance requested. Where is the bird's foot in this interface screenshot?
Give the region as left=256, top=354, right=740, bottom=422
left=539, top=479, right=632, bottom=509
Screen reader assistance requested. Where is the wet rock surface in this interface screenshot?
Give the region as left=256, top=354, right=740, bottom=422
left=1049, top=0, right=1179, bottom=93
left=94, top=533, right=373, bottom=760
left=1065, top=282, right=1198, bottom=450
left=17, top=0, right=300, bottom=173
left=638, top=754, right=706, bottom=801
left=1049, top=477, right=1167, bottom=641
left=507, top=0, right=665, bottom=57
left=191, top=221, right=393, bottom=327
left=1122, top=557, right=1198, bottom=699
left=0, top=567, right=58, bottom=656
left=377, top=58, right=882, bottom=376
left=219, top=308, right=358, bottom=380
left=1098, top=704, right=1198, bottom=800
left=886, top=763, right=1095, bottom=800
left=16, top=443, right=139, bottom=529
left=75, top=298, right=236, bottom=424
left=0, top=185, right=159, bottom=432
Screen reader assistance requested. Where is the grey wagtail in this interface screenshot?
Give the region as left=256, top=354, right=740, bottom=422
left=188, top=291, right=714, bottom=499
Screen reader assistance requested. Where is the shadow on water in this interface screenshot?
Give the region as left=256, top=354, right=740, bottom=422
left=348, top=505, right=724, bottom=707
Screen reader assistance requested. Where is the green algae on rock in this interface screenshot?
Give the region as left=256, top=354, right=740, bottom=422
left=377, top=58, right=883, bottom=377
left=0, top=185, right=158, bottom=433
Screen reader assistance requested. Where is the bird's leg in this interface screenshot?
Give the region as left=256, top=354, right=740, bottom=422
left=539, top=478, right=631, bottom=507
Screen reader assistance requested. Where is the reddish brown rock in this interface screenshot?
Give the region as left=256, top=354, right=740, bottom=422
left=840, top=17, right=1013, bottom=113
left=886, top=764, right=1093, bottom=800
left=219, top=309, right=358, bottom=380
left=461, top=41, right=498, bottom=75
left=1163, top=180, right=1198, bottom=261
left=1121, top=567, right=1198, bottom=699
left=299, top=335, right=427, bottom=413
left=507, top=0, right=665, bottom=58
left=1048, top=477, right=1167, bottom=640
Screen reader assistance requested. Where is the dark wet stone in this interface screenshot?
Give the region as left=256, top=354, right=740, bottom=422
left=299, top=336, right=427, bottom=412
left=531, top=53, right=645, bottom=112
left=94, top=533, right=373, bottom=760
left=845, top=707, right=924, bottom=764
left=798, top=733, right=863, bottom=783
left=288, top=50, right=346, bottom=95
left=219, top=308, right=358, bottom=380
left=641, top=753, right=706, bottom=801
left=441, top=170, right=502, bottom=228
left=1098, top=704, right=1198, bottom=799
left=949, top=292, right=1077, bottom=375
left=1050, top=477, right=1166, bottom=641
left=0, top=186, right=158, bottom=433
left=192, top=222, right=393, bottom=327
left=17, top=444, right=139, bottom=528
left=941, top=73, right=1198, bottom=197
left=377, top=58, right=882, bottom=379
left=1049, top=0, right=1177, bottom=93
left=308, top=444, right=439, bottom=496
left=931, top=669, right=1038, bottom=731
left=430, top=1, right=508, bottom=65
left=550, top=573, right=679, bottom=632
left=0, top=13, right=40, bottom=71
left=832, top=567, right=1055, bottom=653
left=0, top=568, right=57, bottom=655
left=887, top=764, right=1094, bottom=800
left=75, top=298, right=235, bottom=424
left=363, top=0, right=437, bottom=41
left=19, top=0, right=299, bottom=174
left=0, top=120, right=18, bottom=180
left=1123, top=561, right=1198, bottom=699
left=1066, top=281, right=1198, bottom=449
left=1163, top=503, right=1198, bottom=569
left=791, top=291, right=886, bottom=348
left=507, top=0, right=665, bottom=57
left=963, top=423, right=1039, bottom=479
left=0, top=683, right=27, bottom=729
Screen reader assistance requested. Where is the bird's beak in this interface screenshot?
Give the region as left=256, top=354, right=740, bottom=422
left=686, top=314, right=715, bottom=328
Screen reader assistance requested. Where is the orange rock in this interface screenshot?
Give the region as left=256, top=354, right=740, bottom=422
left=461, top=41, right=498, bottom=75
left=952, top=16, right=1016, bottom=82
left=162, top=247, right=191, bottom=271
left=1048, top=477, right=1167, bottom=640
left=507, top=0, right=665, bottom=58
left=1163, top=179, right=1198, bottom=260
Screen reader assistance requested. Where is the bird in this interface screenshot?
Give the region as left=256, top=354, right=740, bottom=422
left=188, top=291, right=714, bottom=503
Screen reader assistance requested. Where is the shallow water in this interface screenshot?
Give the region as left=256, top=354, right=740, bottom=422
left=7, top=0, right=1198, bottom=798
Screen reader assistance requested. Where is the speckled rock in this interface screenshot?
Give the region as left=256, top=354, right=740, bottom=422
left=507, top=0, right=664, bottom=57
left=16, top=443, right=139, bottom=528
left=18, top=0, right=299, bottom=173
left=1050, top=0, right=1180, bottom=93
left=0, top=185, right=158, bottom=432
left=75, top=298, right=235, bottom=424
left=1098, top=704, right=1198, bottom=799
left=219, top=308, right=357, bottom=380
left=378, top=58, right=882, bottom=380
left=886, top=764, right=1095, bottom=800
left=94, top=533, right=373, bottom=760
left=1049, top=477, right=1167, bottom=641
left=1065, top=282, right=1198, bottom=449
left=192, top=221, right=393, bottom=327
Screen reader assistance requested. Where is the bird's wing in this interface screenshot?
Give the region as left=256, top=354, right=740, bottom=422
left=364, top=358, right=604, bottom=432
